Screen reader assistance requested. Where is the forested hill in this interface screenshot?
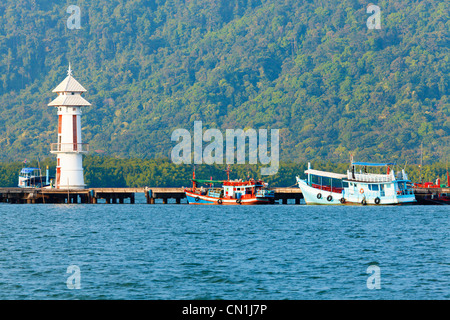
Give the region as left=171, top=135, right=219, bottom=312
left=0, top=0, right=448, bottom=164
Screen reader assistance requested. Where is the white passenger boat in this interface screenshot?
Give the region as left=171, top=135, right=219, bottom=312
left=297, top=161, right=417, bottom=205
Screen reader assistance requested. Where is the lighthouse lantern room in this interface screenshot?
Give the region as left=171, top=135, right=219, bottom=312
left=48, top=64, right=90, bottom=189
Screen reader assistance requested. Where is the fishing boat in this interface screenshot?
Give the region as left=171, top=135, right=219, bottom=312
left=341, top=162, right=416, bottom=205
left=296, top=163, right=346, bottom=205
left=18, top=167, right=54, bottom=188
left=184, top=167, right=275, bottom=205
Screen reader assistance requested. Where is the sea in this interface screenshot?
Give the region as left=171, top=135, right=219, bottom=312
left=0, top=198, right=448, bottom=300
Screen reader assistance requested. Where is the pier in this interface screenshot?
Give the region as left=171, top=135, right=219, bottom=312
left=0, top=187, right=304, bottom=205
left=1, top=187, right=448, bottom=205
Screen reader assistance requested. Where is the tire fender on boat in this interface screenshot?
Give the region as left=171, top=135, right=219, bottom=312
left=375, top=197, right=381, bottom=205
left=361, top=199, right=367, bottom=205
left=340, top=198, right=346, bottom=204
left=195, top=196, right=200, bottom=202
left=236, top=199, right=241, bottom=204
left=327, top=195, right=333, bottom=202
left=317, top=193, right=322, bottom=199
left=217, top=199, right=223, bottom=204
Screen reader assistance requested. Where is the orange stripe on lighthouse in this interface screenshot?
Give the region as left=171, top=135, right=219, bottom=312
left=73, top=115, right=78, bottom=151
left=56, top=167, right=61, bottom=189
left=58, top=115, right=62, bottom=134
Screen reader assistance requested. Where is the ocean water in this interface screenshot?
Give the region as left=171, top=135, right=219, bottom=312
left=0, top=201, right=448, bottom=300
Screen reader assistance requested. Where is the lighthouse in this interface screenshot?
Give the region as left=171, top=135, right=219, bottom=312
left=49, top=64, right=90, bottom=189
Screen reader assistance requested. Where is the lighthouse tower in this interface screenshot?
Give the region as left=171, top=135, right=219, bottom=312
left=49, top=64, right=91, bottom=189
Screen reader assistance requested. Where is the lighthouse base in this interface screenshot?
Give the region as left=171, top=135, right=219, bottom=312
left=56, top=153, right=86, bottom=189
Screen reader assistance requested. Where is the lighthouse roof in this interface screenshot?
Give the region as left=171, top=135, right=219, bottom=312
left=48, top=94, right=91, bottom=107
left=52, top=75, right=87, bottom=93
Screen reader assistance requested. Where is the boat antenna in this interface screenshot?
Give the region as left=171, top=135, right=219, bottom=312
left=224, top=165, right=231, bottom=181
left=419, top=143, right=423, bottom=184
left=192, top=165, right=196, bottom=191
left=37, top=156, right=42, bottom=183
left=446, top=161, right=449, bottom=187
left=37, top=155, right=45, bottom=204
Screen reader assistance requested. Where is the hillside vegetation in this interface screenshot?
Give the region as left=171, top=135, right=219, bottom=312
left=0, top=0, right=448, bottom=165
left=0, top=156, right=448, bottom=188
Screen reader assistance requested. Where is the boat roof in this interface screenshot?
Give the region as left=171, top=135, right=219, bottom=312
left=20, top=168, right=40, bottom=174
left=305, top=169, right=346, bottom=179
left=352, top=162, right=396, bottom=166
left=223, top=181, right=264, bottom=187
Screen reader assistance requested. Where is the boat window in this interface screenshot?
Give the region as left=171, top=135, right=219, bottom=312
left=311, top=175, right=321, bottom=185
left=331, top=178, right=343, bottom=188
left=371, top=184, right=379, bottom=191
left=342, top=181, right=349, bottom=188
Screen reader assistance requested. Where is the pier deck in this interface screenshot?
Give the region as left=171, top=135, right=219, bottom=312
left=0, top=187, right=304, bottom=205
left=1, top=187, right=448, bottom=205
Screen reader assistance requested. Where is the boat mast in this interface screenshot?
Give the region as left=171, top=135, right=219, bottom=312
left=419, top=143, right=423, bottom=184
left=192, top=166, right=196, bottom=191
left=225, top=165, right=231, bottom=181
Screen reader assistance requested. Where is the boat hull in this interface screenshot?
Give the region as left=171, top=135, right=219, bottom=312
left=296, top=178, right=343, bottom=205
left=185, top=190, right=272, bottom=205
left=342, top=194, right=416, bottom=205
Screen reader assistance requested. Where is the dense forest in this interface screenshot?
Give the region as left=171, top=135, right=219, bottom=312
left=0, top=0, right=448, bottom=166
left=0, top=156, right=448, bottom=188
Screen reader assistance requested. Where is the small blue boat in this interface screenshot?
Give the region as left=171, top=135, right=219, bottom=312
left=18, top=167, right=54, bottom=188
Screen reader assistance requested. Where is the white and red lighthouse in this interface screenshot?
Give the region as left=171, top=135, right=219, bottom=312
left=48, top=64, right=90, bottom=189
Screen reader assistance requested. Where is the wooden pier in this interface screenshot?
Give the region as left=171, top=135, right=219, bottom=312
left=1, top=187, right=448, bottom=205
left=0, top=187, right=304, bottom=205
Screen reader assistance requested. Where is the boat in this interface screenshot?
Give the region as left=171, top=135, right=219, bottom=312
left=341, top=162, right=416, bottom=205
left=184, top=167, right=275, bottom=205
left=413, top=169, right=449, bottom=205
left=18, top=167, right=54, bottom=188
left=297, top=161, right=417, bottom=205
left=296, top=163, right=346, bottom=205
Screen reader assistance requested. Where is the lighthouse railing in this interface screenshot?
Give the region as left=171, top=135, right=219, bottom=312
left=50, top=143, right=89, bottom=153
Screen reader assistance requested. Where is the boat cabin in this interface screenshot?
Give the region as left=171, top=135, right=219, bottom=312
left=18, top=167, right=54, bottom=188
left=222, top=180, right=272, bottom=200
left=305, top=168, right=347, bottom=193
left=343, top=162, right=416, bottom=204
